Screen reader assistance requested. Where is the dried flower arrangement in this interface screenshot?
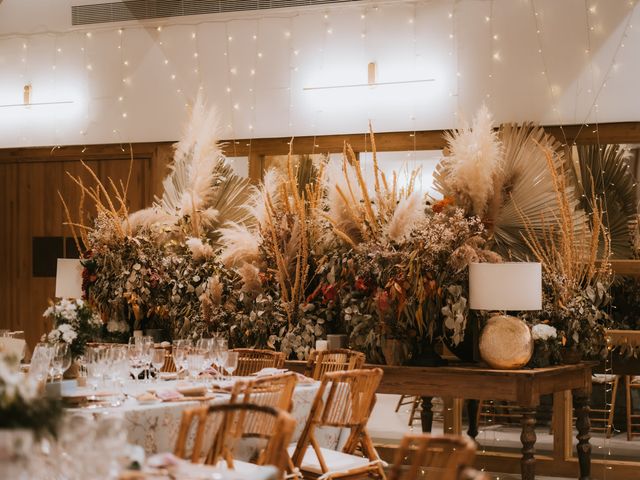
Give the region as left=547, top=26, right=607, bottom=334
left=62, top=95, right=252, bottom=339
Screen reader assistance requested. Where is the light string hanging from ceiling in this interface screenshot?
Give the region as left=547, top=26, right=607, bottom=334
left=569, top=0, right=638, bottom=145
left=192, top=25, right=202, bottom=98
left=224, top=22, right=237, bottom=142
left=451, top=0, right=460, bottom=125
left=285, top=17, right=293, bottom=136
left=529, top=0, right=569, bottom=149
left=487, top=0, right=495, bottom=107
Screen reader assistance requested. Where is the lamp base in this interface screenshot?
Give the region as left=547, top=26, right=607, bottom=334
left=479, top=315, right=533, bottom=369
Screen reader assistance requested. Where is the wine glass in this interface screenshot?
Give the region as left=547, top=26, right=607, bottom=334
left=127, top=343, right=144, bottom=382
left=140, top=336, right=154, bottom=382
left=186, top=351, right=205, bottom=382
left=172, top=339, right=191, bottom=375
left=50, top=343, right=69, bottom=381
left=213, top=340, right=228, bottom=381
left=151, top=348, right=166, bottom=378
left=224, top=351, right=238, bottom=377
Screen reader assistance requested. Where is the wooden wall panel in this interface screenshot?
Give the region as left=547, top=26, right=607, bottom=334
left=0, top=153, right=160, bottom=348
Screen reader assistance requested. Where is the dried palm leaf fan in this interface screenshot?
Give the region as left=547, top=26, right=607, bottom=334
left=128, top=94, right=253, bottom=246
left=435, top=116, right=589, bottom=259
left=570, top=144, right=637, bottom=258
left=488, top=123, right=589, bottom=259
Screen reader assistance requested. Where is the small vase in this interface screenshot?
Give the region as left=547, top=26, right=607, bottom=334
left=560, top=346, right=582, bottom=364
left=0, top=429, right=34, bottom=461
left=381, top=337, right=408, bottom=366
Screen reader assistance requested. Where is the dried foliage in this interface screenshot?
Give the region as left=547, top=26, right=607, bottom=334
left=434, top=105, right=503, bottom=218
left=519, top=143, right=613, bottom=357
left=323, top=125, right=423, bottom=247
left=572, top=144, right=637, bottom=258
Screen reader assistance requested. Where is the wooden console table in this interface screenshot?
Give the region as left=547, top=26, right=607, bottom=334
left=287, top=360, right=594, bottom=480
left=376, top=363, right=594, bottom=480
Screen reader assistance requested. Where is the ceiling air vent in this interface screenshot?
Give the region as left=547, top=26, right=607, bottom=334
left=72, top=0, right=359, bottom=26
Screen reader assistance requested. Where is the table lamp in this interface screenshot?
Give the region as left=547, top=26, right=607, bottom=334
left=55, top=258, right=84, bottom=299
left=469, top=262, right=542, bottom=369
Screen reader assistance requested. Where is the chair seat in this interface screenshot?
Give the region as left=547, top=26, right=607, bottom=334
left=216, top=459, right=277, bottom=476
left=592, top=374, right=617, bottom=384
left=287, top=444, right=382, bottom=475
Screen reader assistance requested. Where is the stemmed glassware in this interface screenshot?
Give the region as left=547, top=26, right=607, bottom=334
left=140, top=336, right=154, bottom=382
left=50, top=343, right=71, bottom=381
left=127, top=341, right=145, bottom=382
left=172, top=339, right=191, bottom=376
left=151, top=348, right=166, bottom=378
left=224, top=351, right=238, bottom=377
left=213, top=337, right=228, bottom=381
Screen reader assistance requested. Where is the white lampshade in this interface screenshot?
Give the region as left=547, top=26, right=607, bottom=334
left=469, top=262, right=542, bottom=311
left=55, top=258, right=83, bottom=299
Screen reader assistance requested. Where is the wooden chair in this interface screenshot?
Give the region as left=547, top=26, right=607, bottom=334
left=289, top=368, right=386, bottom=480
left=395, top=396, right=423, bottom=427
left=589, top=374, right=619, bottom=438
left=304, top=349, right=365, bottom=380
left=626, top=375, right=640, bottom=440
left=233, top=349, right=285, bottom=376
left=175, top=403, right=296, bottom=476
left=388, top=434, right=480, bottom=480
left=230, top=372, right=298, bottom=412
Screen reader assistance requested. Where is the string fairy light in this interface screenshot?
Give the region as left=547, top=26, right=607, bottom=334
left=487, top=0, right=496, bottom=105
left=529, top=0, right=569, bottom=147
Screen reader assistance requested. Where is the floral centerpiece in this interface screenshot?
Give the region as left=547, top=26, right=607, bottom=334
left=42, top=299, right=102, bottom=358
left=0, top=354, right=62, bottom=440
left=528, top=323, right=561, bottom=368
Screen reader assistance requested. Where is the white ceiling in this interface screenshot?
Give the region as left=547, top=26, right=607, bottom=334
left=0, top=0, right=638, bottom=148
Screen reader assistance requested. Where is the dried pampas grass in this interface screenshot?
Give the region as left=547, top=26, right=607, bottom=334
left=218, top=222, right=261, bottom=267
left=437, top=105, right=503, bottom=217
left=386, top=192, right=425, bottom=243
left=185, top=237, right=214, bottom=261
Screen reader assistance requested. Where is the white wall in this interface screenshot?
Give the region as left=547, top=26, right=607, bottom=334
left=0, top=0, right=639, bottom=148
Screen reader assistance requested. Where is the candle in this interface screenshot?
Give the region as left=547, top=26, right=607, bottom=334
left=315, top=340, right=328, bottom=352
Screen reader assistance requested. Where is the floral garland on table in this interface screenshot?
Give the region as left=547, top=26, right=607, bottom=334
left=42, top=299, right=102, bottom=359
left=0, top=354, right=62, bottom=437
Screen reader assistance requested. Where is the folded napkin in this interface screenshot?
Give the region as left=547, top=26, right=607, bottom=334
left=154, top=389, right=184, bottom=401
left=254, top=367, right=288, bottom=377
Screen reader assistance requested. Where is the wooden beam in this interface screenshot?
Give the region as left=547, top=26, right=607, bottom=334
left=3, top=121, right=639, bottom=164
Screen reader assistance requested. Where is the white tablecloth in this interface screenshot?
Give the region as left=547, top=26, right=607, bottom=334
left=66, top=378, right=341, bottom=455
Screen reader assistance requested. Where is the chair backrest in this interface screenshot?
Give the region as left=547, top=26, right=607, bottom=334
left=233, top=349, right=285, bottom=376
left=175, top=403, right=295, bottom=474
left=304, top=348, right=366, bottom=380
left=388, top=434, right=477, bottom=480
left=230, top=372, right=298, bottom=412
left=291, top=368, right=383, bottom=470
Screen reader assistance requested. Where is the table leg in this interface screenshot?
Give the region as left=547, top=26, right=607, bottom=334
left=420, top=396, right=433, bottom=433
left=520, top=408, right=537, bottom=480
left=467, top=399, right=479, bottom=440
left=574, top=390, right=591, bottom=480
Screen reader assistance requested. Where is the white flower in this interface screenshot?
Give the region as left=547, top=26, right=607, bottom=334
left=57, top=324, right=77, bottom=344
left=532, top=323, right=557, bottom=341
left=48, top=329, right=61, bottom=343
